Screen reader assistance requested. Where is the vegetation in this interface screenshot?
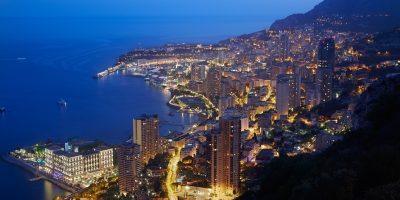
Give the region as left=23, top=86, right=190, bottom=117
left=143, top=153, right=171, bottom=198
left=147, top=153, right=171, bottom=169
left=177, top=156, right=209, bottom=187
left=311, top=98, right=348, bottom=117
left=69, top=177, right=125, bottom=200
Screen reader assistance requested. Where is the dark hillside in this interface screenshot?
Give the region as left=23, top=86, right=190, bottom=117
left=239, top=74, right=400, bottom=200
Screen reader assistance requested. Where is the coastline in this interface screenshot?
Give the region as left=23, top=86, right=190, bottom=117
left=1, top=78, right=203, bottom=198
left=0, top=15, right=278, bottom=200
left=1, top=154, right=77, bottom=193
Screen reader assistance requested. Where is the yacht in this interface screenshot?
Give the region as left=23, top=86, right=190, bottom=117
left=58, top=99, right=67, bottom=107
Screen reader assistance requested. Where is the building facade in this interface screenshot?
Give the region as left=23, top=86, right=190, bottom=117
left=279, top=31, right=291, bottom=60
left=44, top=143, right=113, bottom=185
left=191, top=64, right=207, bottom=81
left=117, top=142, right=142, bottom=195
left=276, top=74, right=300, bottom=118
left=133, top=114, right=160, bottom=164
left=205, top=67, right=222, bottom=105
left=316, top=38, right=335, bottom=104
left=211, top=110, right=242, bottom=196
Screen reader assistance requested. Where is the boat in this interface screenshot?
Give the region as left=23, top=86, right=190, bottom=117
left=58, top=100, right=67, bottom=107
left=131, top=72, right=146, bottom=77
left=0, top=107, right=5, bottom=113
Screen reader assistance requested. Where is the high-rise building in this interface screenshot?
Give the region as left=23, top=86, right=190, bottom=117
left=205, top=67, right=222, bottom=105
left=305, top=83, right=318, bottom=109
left=117, top=142, right=142, bottom=195
left=211, top=109, right=242, bottom=196
left=133, top=114, right=160, bottom=164
left=316, top=38, right=335, bottom=104
left=188, top=80, right=204, bottom=93
left=317, top=38, right=335, bottom=69
left=191, top=64, right=207, bottom=81
left=316, top=67, right=333, bottom=104
left=276, top=74, right=300, bottom=118
left=279, top=31, right=290, bottom=59
left=218, top=95, right=235, bottom=117
left=287, top=73, right=301, bottom=110
left=276, top=75, right=290, bottom=117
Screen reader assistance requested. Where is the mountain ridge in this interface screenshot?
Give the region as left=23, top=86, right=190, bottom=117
left=269, top=0, right=400, bottom=32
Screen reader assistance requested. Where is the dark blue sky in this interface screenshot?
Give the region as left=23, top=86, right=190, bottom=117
left=1, top=0, right=322, bottom=18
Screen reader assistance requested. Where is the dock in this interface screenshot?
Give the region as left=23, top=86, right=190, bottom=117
left=29, top=176, right=44, bottom=182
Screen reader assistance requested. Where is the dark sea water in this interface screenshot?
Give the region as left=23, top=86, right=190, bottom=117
left=0, top=16, right=273, bottom=200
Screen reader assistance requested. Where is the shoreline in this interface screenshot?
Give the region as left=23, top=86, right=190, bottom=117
left=1, top=78, right=203, bottom=198
left=1, top=154, right=77, bottom=194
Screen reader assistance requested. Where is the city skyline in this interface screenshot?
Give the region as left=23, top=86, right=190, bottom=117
left=1, top=0, right=400, bottom=199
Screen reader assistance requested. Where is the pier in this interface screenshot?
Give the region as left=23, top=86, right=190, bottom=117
left=29, top=176, right=44, bottom=182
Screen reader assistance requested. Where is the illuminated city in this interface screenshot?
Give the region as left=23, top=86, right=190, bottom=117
left=1, top=0, right=400, bottom=199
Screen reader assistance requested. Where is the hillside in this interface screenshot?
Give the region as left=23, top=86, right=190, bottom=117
left=270, top=0, right=400, bottom=32
left=353, top=28, right=400, bottom=65
left=239, top=74, right=400, bottom=200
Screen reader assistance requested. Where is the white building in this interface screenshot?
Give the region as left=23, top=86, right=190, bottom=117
left=44, top=142, right=114, bottom=185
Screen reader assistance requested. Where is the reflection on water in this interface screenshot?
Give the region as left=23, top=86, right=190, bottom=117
left=44, top=180, right=69, bottom=200
left=44, top=181, right=53, bottom=200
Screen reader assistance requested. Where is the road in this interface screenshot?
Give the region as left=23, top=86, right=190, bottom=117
left=175, top=186, right=212, bottom=200
left=166, top=146, right=182, bottom=200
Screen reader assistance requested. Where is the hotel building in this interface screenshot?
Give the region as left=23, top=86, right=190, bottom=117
left=44, top=141, right=114, bottom=185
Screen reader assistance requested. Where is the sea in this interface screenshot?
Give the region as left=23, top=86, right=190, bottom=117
left=0, top=16, right=274, bottom=199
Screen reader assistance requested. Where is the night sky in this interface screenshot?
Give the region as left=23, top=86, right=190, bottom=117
left=1, top=0, right=322, bottom=18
